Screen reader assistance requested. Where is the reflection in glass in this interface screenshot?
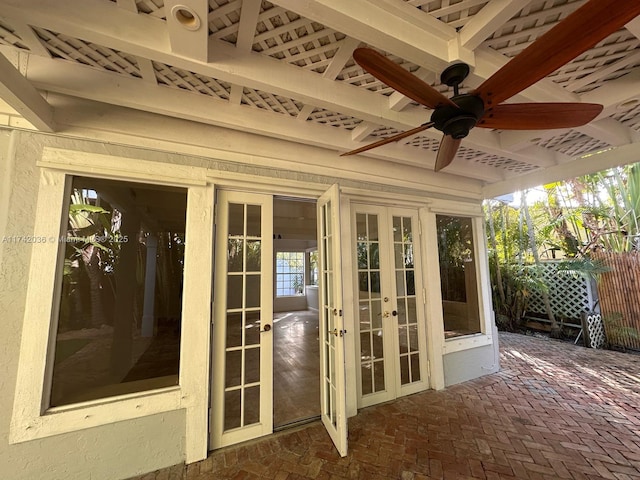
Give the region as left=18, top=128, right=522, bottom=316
left=50, top=176, right=186, bottom=407
left=373, top=361, right=385, bottom=392
left=225, top=350, right=242, bottom=388
left=361, top=365, right=372, bottom=395
left=393, top=214, right=421, bottom=387
left=246, top=205, right=261, bottom=237
left=436, top=215, right=481, bottom=338
left=226, top=313, right=242, bottom=348
left=245, top=347, right=260, bottom=384
left=245, top=274, right=261, bottom=308
left=228, top=238, right=244, bottom=272
left=228, top=204, right=244, bottom=236
left=245, top=311, right=261, bottom=346
left=224, top=389, right=242, bottom=430
left=227, top=275, right=243, bottom=309
left=244, top=386, right=260, bottom=425
left=246, top=240, right=261, bottom=271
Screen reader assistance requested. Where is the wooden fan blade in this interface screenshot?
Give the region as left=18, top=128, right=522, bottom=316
left=434, top=136, right=462, bottom=172
left=477, top=103, right=603, bottom=130
left=353, top=48, right=458, bottom=109
left=341, top=123, right=434, bottom=157
left=473, top=1, right=640, bottom=106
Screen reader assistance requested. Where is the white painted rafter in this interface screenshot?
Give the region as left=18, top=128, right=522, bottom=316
left=626, top=16, right=640, bottom=40
left=116, top=0, right=138, bottom=13
left=137, top=57, right=157, bottom=84
left=23, top=53, right=503, bottom=181
left=0, top=50, right=56, bottom=131
left=459, top=0, right=530, bottom=50
left=229, top=0, right=261, bottom=105
left=235, top=0, right=261, bottom=51
left=351, top=123, right=378, bottom=142
left=9, top=21, right=51, bottom=58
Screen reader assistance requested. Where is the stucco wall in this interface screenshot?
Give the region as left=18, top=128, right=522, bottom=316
left=442, top=324, right=500, bottom=386
left=0, top=130, right=187, bottom=480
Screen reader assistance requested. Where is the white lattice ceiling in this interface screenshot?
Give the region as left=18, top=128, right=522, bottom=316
left=0, top=0, right=639, bottom=192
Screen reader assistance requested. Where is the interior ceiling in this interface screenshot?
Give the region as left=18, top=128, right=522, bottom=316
left=0, top=0, right=639, bottom=188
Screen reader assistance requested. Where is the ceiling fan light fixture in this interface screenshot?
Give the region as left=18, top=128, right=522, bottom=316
left=431, top=94, right=485, bottom=139
left=442, top=115, right=477, bottom=139
left=171, top=5, right=201, bottom=31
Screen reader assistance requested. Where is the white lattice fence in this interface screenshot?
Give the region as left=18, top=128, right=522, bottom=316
left=526, top=261, right=597, bottom=320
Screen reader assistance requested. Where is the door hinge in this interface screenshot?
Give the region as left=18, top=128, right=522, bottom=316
left=418, top=219, right=423, bottom=237
left=422, top=288, right=427, bottom=305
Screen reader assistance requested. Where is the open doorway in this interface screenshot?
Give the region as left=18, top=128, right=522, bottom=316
left=273, top=197, right=320, bottom=428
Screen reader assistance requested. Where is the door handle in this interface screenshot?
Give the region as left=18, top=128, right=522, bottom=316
left=392, top=310, right=397, bottom=317
left=261, top=324, right=272, bottom=332
left=331, top=328, right=347, bottom=337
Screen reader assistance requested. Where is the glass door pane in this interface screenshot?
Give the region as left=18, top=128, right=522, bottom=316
left=356, top=213, right=386, bottom=396
left=393, top=216, right=421, bottom=387
left=211, top=191, right=273, bottom=449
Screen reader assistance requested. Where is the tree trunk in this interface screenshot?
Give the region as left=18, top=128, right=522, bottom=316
left=522, top=193, right=562, bottom=338
left=487, top=202, right=506, bottom=306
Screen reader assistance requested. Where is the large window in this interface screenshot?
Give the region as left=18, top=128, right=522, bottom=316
left=308, top=250, right=318, bottom=286
left=275, top=251, right=304, bottom=296
left=436, top=215, right=481, bottom=339
left=48, top=176, right=187, bottom=407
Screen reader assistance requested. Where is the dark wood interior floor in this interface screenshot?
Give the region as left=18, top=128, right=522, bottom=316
left=273, top=309, right=320, bottom=428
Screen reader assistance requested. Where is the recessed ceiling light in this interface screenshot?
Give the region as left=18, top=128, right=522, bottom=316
left=171, top=5, right=201, bottom=31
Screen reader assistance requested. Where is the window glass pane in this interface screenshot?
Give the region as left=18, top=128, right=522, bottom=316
left=50, top=176, right=186, bottom=407
left=308, top=250, right=319, bottom=286
left=246, top=240, right=261, bottom=272
left=246, top=205, right=261, bottom=237
left=436, top=215, right=481, bottom=339
left=245, top=274, right=261, bottom=308
left=228, top=204, right=244, bottom=236
left=275, top=251, right=305, bottom=296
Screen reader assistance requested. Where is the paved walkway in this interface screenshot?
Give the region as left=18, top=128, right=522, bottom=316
left=133, top=333, right=640, bottom=480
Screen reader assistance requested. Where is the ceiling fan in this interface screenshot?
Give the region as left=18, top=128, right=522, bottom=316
left=341, top=0, right=640, bottom=172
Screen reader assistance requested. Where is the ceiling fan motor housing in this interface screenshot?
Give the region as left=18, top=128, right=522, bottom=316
left=431, top=94, right=485, bottom=139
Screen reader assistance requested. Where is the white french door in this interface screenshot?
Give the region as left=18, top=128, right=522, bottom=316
left=210, top=186, right=348, bottom=456
left=211, top=191, right=273, bottom=449
left=353, top=205, right=429, bottom=408
left=317, top=184, right=348, bottom=457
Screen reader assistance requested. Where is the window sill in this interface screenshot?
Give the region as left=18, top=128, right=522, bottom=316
left=11, top=386, right=184, bottom=444
left=442, top=333, right=493, bottom=355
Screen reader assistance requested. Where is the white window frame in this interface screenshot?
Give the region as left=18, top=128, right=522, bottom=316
left=10, top=147, right=213, bottom=464
left=421, top=201, right=494, bottom=360
left=275, top=250, right=306, bottom=297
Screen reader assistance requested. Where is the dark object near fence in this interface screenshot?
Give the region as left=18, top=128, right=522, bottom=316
left=580, top=312, right=606, bottom=349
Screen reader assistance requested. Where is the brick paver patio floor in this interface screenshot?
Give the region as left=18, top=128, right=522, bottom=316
left=133, top=332, right=640, bottom=480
